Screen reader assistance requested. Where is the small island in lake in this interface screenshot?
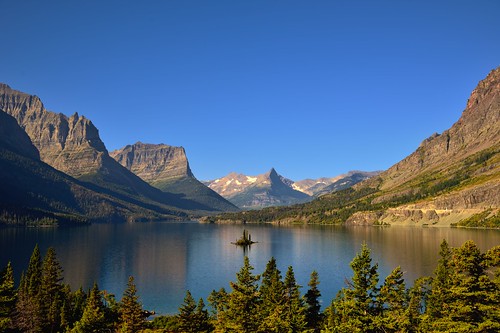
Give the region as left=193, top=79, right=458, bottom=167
left=232, top=229, right=257, bottom=246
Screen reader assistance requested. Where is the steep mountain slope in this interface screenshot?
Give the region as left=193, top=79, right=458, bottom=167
left=0, top=110, right=185, bottom=225
left=215, top=68, right=500, bottom=226
left=293, top=171, right=381, bottom=196
left=205, top=168, right=311, bottom=209
left=0, top=83, right=228, bottom=214
left=110, top=142, right=238, bottom=212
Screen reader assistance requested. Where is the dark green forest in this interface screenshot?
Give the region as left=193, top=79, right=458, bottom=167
left=1, top=241, right=499, bottom=332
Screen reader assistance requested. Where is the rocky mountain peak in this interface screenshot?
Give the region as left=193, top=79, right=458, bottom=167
left=110, top=142, right=193, bottom=184
left=465, top=67, right=500, bottom=111
left=382, top=67, right=500, bottom=190
left=0, top=83, right=109, bottom=177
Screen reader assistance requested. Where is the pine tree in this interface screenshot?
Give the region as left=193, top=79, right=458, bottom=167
left=41, top=247, right=65, bottom=333
left=426, top=239, right=453, bottom=319
left=375, top=266, right=407, bottom=332
left=119, top=276, right=145, bottom=333
left=217, top=256, right=261, bottom=332
left=194, top=298, right=212, bottom=333
left=0, top=262, right=16, bottom=331
left=282, top=266, right=307, bottom=332
left=14, top=244, right=44, bottom=333
left=404, top=277, right=429, bottom=333
left=441, top=241, right=500, bottom=332
left=258, top=257, right=285, bottom=332
left=304, top=270, right=322, bottom=332
left=178, top=290, right=197, bottom=332
left=207, top=287, right=228, bottom=324
left=323, top=243, right=379, bottom=332
left=71, top=283, right=107, bottom=333
left=68, top=286, right=87, bottom=326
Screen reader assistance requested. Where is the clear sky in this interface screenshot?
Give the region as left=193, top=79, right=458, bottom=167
left=1, top=1, right=499, bottom=181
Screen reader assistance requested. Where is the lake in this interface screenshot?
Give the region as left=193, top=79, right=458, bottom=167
left=1, top=222, right=499, bottom=314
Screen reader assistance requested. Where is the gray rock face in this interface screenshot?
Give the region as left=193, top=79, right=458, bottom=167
left=0, top=83, right=108, bottom=177
left=110, top=142, right=193, bottom=184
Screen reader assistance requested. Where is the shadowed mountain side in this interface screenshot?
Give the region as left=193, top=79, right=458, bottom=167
left=0, top=108, right=39, bottom=160
left=0, top=83, right=228, bottom=215
left=152, top=177, right=240, bottom=212
left=0, top=110, right=186, bottom=225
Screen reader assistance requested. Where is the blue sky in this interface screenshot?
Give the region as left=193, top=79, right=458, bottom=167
left=1, top=1, right=499, bottom=181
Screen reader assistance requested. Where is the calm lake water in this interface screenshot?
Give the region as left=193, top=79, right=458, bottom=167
left=1, top=222, right=499, bottom=314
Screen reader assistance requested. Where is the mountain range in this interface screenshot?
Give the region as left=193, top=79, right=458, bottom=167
left=204, top=169, right=378, bottom=208
left=0, top=83, right=236, bottom=224
left=214, top=67, right=500, bottom=227
left=1, top=67, right=498, bottom=226
left=0, top=109, right=187, bottom=224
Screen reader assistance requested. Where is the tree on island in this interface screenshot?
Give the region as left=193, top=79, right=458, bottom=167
left=232, top=229, right=257, bottom=246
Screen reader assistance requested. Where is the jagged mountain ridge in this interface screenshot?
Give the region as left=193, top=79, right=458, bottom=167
left=204, top=168, right=311, bottom=209
left=0, top=83, right=234, bottom=214
left=110, top=142, right=238, bottom=212
left=0, top=110, right=186, bottom=224
left=293, top=171, right=381, bottom=196
left=205, top=169, right=379, bottom=208
left=216, top=67, right=500, bottom=225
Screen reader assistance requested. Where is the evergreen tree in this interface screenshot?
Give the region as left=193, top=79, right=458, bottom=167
left=119, top=276, right=145, bottom=333
left=323, top=243, right=379, bottom=332
left=178, top=290, right=197, bottom=332
left=67, top=286, right=87, bottom=327
left=485, top=245, right=500, bottom=287
left=71, top=283, right=107, bottom=333
left=0, top=262, right=16, bottom=331
left=217, top=256, right=261, bottom=332
left=207, top=287, right=228, bottom=324
left=258, top=257, right=285, bottom=332
left=41, top=247, right=65, bottom=332
left=14, top=244, right=44, bottom=333
left=426, top=239, right=453, bottom=319
left=26, top=244, right=42, bottom=296
left=304, top=270, right=322, bottom=332
left=194, top=298, right=213, bottom=333
left=437, top=241, right=500, bottom=332
left=405, top=277, right=429, bottom=333
left=282, top=266, right=307, bottom=332
left=176, top=294, right=213, bottom=332
left=375, top=266, right=407, bottom=332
